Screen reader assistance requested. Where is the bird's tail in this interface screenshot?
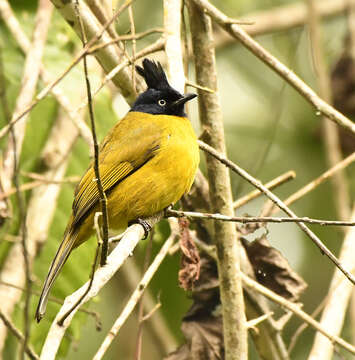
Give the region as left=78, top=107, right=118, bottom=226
left=35, top=230, right=78, bottom=322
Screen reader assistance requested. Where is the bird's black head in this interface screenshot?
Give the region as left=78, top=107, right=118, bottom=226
left=131, top=59, right=196, bottom=117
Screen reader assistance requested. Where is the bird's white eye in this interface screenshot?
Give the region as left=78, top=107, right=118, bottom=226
left=158, top=99, right=166, bottom=106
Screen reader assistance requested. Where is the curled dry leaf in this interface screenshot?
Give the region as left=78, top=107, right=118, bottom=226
left=242, top=234, right=307, bottom=302
left=165, top=256, right=223, bottom=360
left=178, top=217, right=201, bottom=290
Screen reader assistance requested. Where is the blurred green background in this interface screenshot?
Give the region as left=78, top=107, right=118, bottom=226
left=0, top=0, right=354, bottom=359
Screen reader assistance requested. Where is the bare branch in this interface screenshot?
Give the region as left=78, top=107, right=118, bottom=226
left=214, top=0, right=347, bottom=49
left=264, top=152, right=355, bottom=216
left=166, top=209, right=355, bottom=227
left=191, top=0, right=355, bottom=135
left=198, top=140, right=355, bottom=285
left=0, top=0, right=134, bottom=140
left=233, top=170, right=296, bottom=209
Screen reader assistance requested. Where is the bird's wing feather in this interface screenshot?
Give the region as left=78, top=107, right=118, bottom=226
left=71, top=116, right=163, bottom=227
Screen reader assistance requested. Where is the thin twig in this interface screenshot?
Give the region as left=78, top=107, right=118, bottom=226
left=75, top=37, right=165, bottom=117
left=120, top=256, right=177, bottom=354
left=166, top=209, right=355, bottom=227
left=74, top=0, right=109, bottom=266
left=0, top=176, right=80, bottom=201
left=93, top=233, right=175, bottom=360
left=87, top=28, right=164, bottom=54
left=0, top=0, right=134, bottom=140
left=0, top=310, right=39, bottom=360
left=139, top=300, right=162, bottom=323
left=191, top=0, right=355, bottom=135
left=198, top=140, right=355, bottom=285
left=185, top=79, right=215, bottom=93
left=0, top=0, right=93, bottom=146
left=266, top=152, right=355, bottom=216
left=233, top=170, right=296, bottom=209
left=0, top=0, right=52, bottom=219
left=214, top=0, right=347, bottom=48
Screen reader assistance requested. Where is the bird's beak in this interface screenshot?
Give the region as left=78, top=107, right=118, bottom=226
left=171, top=93, right=197, bottom=108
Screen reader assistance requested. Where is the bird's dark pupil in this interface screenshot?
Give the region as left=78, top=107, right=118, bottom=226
left=158, top=99, right=166, bottom=106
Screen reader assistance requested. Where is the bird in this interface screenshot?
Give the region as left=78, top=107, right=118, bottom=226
left=35, top=59, right=200, bottom=322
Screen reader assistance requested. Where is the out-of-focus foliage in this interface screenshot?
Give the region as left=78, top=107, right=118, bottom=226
left=0, top=0, right=354, bottom=359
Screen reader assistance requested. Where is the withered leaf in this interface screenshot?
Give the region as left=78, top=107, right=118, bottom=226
left=242, top=234, right=307, bottom=302
left=165, top=256, right=223, bottom=360
left=178, top=218, right=201, bottom=290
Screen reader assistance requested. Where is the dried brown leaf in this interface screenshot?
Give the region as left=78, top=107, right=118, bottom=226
left=165, top=256, right=223, bottom=360
left=178, top=218, right=201, bottom=290
left=242, top=234, right=307, bottom=302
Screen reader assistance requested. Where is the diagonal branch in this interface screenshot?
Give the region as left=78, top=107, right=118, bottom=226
left=191, top=0, right=355, bottom=135
left=198, top=140, right=355, bottom=285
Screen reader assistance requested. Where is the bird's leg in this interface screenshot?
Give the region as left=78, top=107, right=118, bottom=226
left=128, top=218, right=152, bottom=239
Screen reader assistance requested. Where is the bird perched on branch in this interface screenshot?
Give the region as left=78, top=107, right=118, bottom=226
left=36, top=59, right=199, bottom=322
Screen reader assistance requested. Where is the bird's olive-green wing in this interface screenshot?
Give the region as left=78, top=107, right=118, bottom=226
left=71, top=117, right=162, bottom=227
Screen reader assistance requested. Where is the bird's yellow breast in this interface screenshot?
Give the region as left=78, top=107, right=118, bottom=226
left=107, top=112, right=200, bottom=225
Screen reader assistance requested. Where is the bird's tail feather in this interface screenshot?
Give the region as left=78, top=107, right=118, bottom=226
left=35, top=231, right=78, bottom=322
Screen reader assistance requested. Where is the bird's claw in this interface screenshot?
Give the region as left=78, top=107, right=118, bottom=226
left=129, top=218, right=151, bottom=239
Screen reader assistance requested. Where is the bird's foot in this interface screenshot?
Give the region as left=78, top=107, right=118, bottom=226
left=163, top=204, right=174, bottom=217
left=129, top=218, right=151, bottom=239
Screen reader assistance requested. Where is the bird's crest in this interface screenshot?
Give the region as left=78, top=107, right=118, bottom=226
left=136, top=59, right=170, bottom=90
